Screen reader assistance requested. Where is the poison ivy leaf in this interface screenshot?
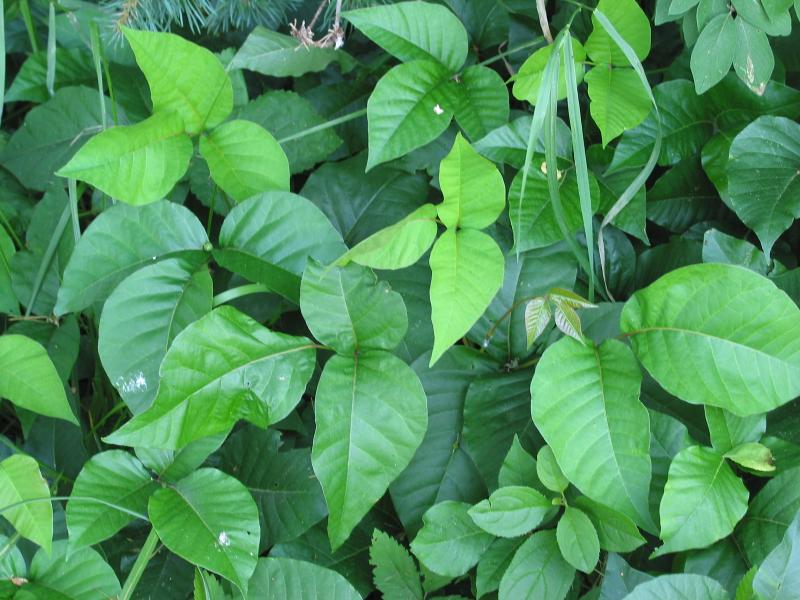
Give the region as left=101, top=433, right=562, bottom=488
left=369, top=530, right=423, bottom=600
left=137, top=433, right=226, bottom=484
left=648, top=157, right=723, bottom=233
left=585, top=67, right=651, bottom=147
left=98, top=258, right=212, bottom=415
left=344, top=1, right=468, bottom=71
left=0, top=334, right=76, bottom=424
left=621, top=574, right=729, bottom=599
left=731, top=0, right=791, bottom=35
left=104, top=306, right=316, bottom=449
left=499, top=436, right=539, bottom=489
left=454, top=65, right=510, bottom=141
left=149, top=468, right=260, bottom=594
left=6, top=49, right=95, bottom=104
left=585, top=0, right=651, bottom=65
left=313, top=352, right=427, bottom=549
left=468, top=486, right=551, bottom=538
left=57, top=112, right=193, bottom=206
left=411, top=500, right=494, bottom=577
left=653, top=446, right=748, bottom=556
left=725, top=442, right=776, bottom=472
left=498, top=530, right=575, bottom=600
left=437, top=133, right=505, bottom=230
left=56, top=201, right=208, bottom=315
left=123, top=28, right=233, bottom=134
left=429, top=229, right=504, bottom=365
left=690, top=13, right=736, bottom=94
left=247, top=557, right=362, bottom=600
left=215, top=192, right=346, bottom=303
left=199, top=120, right=289, bottom=202
left=705, top=406, right=766, bottom=453
left=600, top=553, right=653, bottom=600
left=0, top=454, right=52, bottom=552
left=557, top=506, right=600, bottom=573
left=537, top=445, right=569, bottom=493
left=733, top=18, right=774, bottom=94
left=231, top=28, right=356, bottom=77
left=683, top=539, right=749, bottom=597
left=366, top=60, right=461, bottom=169
left=66, top=450, right=156, bottom=550
left=475, top=115, right=572, bottom=169
left=702, top=229, right=770, bottom=275
left=0, top=87, right=109, bottom=191
left=727, top=116, right=800, bottom=258
left=531, top=338, right=653, bottom=529
left=18, top=541, right=121, bottom=599
left=476, top=537, right=524, bottom=599
left=300, top=260, right=407, bottom=353
left=753, top=511, right=800, bottom=600
left=8, top=316, right=80, bottom=384
left=512, top=39, right=586, bottom=104
left=621, top=263, right=800, bottom=416
left=574, top=496, right=645, bottom=553
left=336, top=204, right=438, bottom=270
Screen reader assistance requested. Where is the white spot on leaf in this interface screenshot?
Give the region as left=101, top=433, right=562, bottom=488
left=433, top=104, right=444, bottom=115
left=218, top=531, right=230, bottom=546
left=115, top=371, right=148, bottom=394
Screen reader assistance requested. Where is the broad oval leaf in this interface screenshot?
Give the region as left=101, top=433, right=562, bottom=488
left=56, top=201, right=208, bottom=315
left=653, top=446, right=748, bottom=557
left=556, top=506, right=600, bottom=574
left=98, top=258, right=212, bottom=415
left=410, top=500, right=494, bottom=577
left=585, top=66, right=651, bottom=147
left=247, top=556, right=362, bottom=600
left=0, top=334, right=76, bottom=424
left=123, top=28, right=233, bottom=134
left=531, top=337, right=653, bottom=529
left=344, top=1, right=468, bottom=71
left=57, top=112, right=193, bottom=206
left=585, top=0, right=651, bottom=65
left=468, top=486, right=551, bottom=538
left=149, top=468, right=260, bottom=594
left=621, top=573, right=729, bottom=599
left=429, top=229, right=504, bottom=366
left=476, top=537, right=525, bottom=599
left=0, top=454, right=52, bottom=552
left=312, top=352, right=427, bottom=550
left=574, top=496, right=646, bottom=553
left=620, top=263, right=800, bottom=416
left=454, top=65, right=510, bottom=141
left=690, top=13, right=736, bottom=94
left=20, top=541, right=121, bottom=599
left=199, top=119, right=290, bottom=202
left=104, top=306, right=316, bottom=450
left=498, top=530, right=575, bottom=600
left=512, top=39, right=586, bottom=104
left=215, top=191, right=346, bottom=303
left=536, top=445, right=569, bottom=493
left=66, top=450, right=156, bottom=551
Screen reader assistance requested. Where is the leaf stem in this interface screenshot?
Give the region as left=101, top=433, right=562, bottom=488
left=475, top=38, right=544, bottom=68
left=213, top=283, right=272, bottom=306
left=0, top=206, right=22, bottom=248
left=0, top=495, right=148, bottom=520
left=119, top=527, right=160, bottom=600
left=278, top=107, right=367, bottom=144
left=68, top=179, right=81, bottom=243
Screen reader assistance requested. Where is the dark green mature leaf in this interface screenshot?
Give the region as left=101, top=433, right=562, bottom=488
left=313, top=352, right=427, bottom=549
left=0, top=534, right=25, bottom=579
left=344, top=1, right=468, bottom=71
left=300, top=260, right=407, bottom=354
left=247, top=557, right=362, bottom=600
left=0, top=454, right=52, bottom=552
left=369, top=530, right=423, bottom=600
left=600, top=553, right=653, bottom=600
left=98, top=258, right=212, bottom=415
left=574, top=496, right=646, bottom=552
left=6, top=49, right=95, bottom=103
left=137, top=433, right=226, bottom=484
left=621, top=574, right=729, bottom=599
left=468, top=486, right=551, bottom=538
left=499, top=436, right=538, bottom=489
left=0, top=226, right=17, bottom=315
left=56, top=201, right=208, bottom=315
left=622, top=263, right=800, bottom=416
left=66, top=450, right=156, bottom=550
left=531, top=337, right=653, bottom=529
left=476, top=537, right=524, bottom=598
left=733, top=18, right=774, bottom=94
left=557, top=506, right=600, bottom=573
left=654, top=446, right=748, bottom=556
left=753, top=511, right=800, bottom=599
left=411, top=500, right=494, bottom=577
left=105, top=306, right=316, bottom=449
left=499, top=530, right=575, bottom=600
left=0, top=334, right=76, bottom=424
left=454, top=65, right=510, bottom=141
left=702, top=229, right=770, bottom=275
left=690, top=13, right=736, bottom=94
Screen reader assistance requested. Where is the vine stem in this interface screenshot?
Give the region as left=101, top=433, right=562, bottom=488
left=278, top=107, right=367, bottom=143
left=213, top=283, right=272, bottom=306
left=119, top=528, right=159, bottom=600
left=0, top=496, right=148, bottom=521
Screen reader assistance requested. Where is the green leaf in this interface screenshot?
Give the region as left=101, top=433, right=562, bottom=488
left=66, top=450, right=156, bottom=550
left=727, top=116, right=800, bottom=258
left=600, top=553, right=653, bottom=599
left=705, top=406, right=766, bottom=453
left=653, top=446, right=748, bottom=557
left=690, top=13, right=736, bottom=94
left=215, top=192, right=346, bottom=303
left=411, top=500, right=494, bottom=577
left=0, top=334, right=76, bottom=424
left=574, top=496, right=646, bottom=552
left=429, top=229, right=504, bottom=365
left=476, top=537, right=524, bottom=599
left=300, top=260, right=407, bottom=353
left=531, top=338, right=653, bottom=529
left=6, top=49, right=95, bottom=104
left=0, top=227, right=17, bottom=315
left=731, top=0, right=791, bottom=35
left=344, top=1, right=468, bottom=71
left=499, top=436, right=538, bottom=489
left=585, top=66, right=651, bottom=147
left=137, top=433, right=226, bottom=485
left=468, top=486, right=552, bottom=538
left=585, top=0, right=651, bottom=65
left=437, top=133, right=505, bottom=230
left=199, top=120, right=289, bottom=202
left=55, top=201, right=208, bottom=315
left=556, top=506, right=600, bottom=573
left=20, top=541, right=121, bottom=599
left=621, top=263, right=800, bottom=416
left=499, top=530, right=574, bottom=600
left=0, top=454, right=52, bottom=552
left=123, top=28, right=232, bottom=134
left=453, top=65, right=510, bottom=141
left=733, top=18, right=774, bottom=94
left=149, top=468, right=259, bottom=594
left=336, top=204, right=438, bottom=270
left=104, top=306, right=316, bottom=449
left=366, top=60, right=461, bottom=169
left=621, top=574, right=729, bottom=599
left=369, top=530, right=423, bottom=600
left=525, top=297, right=551, bottom=348
left=702, top=228, right=771, bottom=274
left=247, top=557, right=362, bottom=600
left=231, top=28, right=356, bottom=78
left=56, top=112, right=193, bottom=206
left=536, top=445, right=569, bottom=493
left=724, top=442, right=776, bottom=472
left=753, top=511, right=800, bottom=599
left=512, top=39, right=586, bottom=104
left=313, top=352, right=427, bottom=549
left=0, top=534, right=25, bottom=580
left=98, top=258, right=212, bottom=415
